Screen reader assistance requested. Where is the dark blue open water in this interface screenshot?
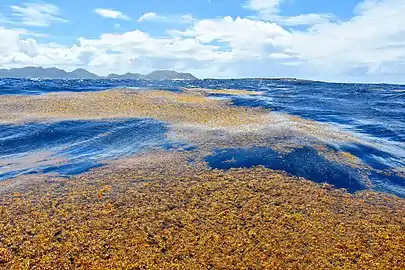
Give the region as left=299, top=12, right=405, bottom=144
left=0, top=118, right=194, bottom=180
left=0, top=78, right=404, bottom=196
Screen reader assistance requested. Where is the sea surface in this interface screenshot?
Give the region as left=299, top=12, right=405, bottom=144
left=0, top=78, right=404, bottom=196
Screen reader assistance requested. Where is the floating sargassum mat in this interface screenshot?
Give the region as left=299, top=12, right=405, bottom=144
left=0, top=88, right=398, bottom=186
left=0, top=88, right=404, bottom=268
left=0, top=150, right=404, bottom=269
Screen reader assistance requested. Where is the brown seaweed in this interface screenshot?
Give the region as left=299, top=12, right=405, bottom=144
left=0, top=151, right=404, bottom=269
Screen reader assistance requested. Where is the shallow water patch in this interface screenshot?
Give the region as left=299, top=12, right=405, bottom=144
left=205, top=146, right=367, bottom=193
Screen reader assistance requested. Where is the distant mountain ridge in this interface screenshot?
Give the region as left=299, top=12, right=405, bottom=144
left=107, top=72, right=143, bottom=80
left=0, top=67, right=198, bottom=80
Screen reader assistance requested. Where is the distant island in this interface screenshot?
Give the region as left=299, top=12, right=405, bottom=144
left=0, top=67, right=198, bottom=80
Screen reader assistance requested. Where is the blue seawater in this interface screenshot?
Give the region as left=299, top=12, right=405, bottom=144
left=0, top=118, right=192, bottom=180
left=0, top=78, right=404, bottom=196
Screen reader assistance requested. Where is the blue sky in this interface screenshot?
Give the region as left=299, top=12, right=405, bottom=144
left=0, top=0, right=361, bottom=42
left=0, top=0, right=405, bottom=83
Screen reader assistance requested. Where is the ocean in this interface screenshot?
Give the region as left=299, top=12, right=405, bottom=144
left=0, top=78, right=404, bottom=197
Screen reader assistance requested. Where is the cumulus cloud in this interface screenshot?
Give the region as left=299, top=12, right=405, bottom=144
left=0, top=26, right=232, bottom=76
left=9, top=2, right=67, bottom=27
left=0, top=27, right=82, bottom=68
left=272, top=0, right=405, bottom=76
left=79, top=30, right=231, bottom=63
left=174, top=16, right=287, bottom=43
left=171, top=16, right=288, bottom=61
left=94, top=8, right=131, bottom=20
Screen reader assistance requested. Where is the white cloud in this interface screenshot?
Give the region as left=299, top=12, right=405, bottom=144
left=9, top=2, right=67, bottom=27
left=180, top=15, right=195, bottom=24
left=354, top=0, right=380, bottom=14
left=245, top=0, right=333, bottom=26
left=138, top=12, right=194, bottom=24
left=0, top=25, right=233, bottom=76
left=272, top=0, right=405, bottom=77
left=245, top=0, right=283, bottom=15
left=94, top=8, right=131, bottom=20
left=246, top=0, right=284, bottom=13
left=79, top=30, right=231, bottom=63
left=278, top=13, right=333, bottom=26
left=138, top=12, right=160, bottom=22
left=0, top=27, right=81, bottom=68
left=172, top=16, right=288, bottom=60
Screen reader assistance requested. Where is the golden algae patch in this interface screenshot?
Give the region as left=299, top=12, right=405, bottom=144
left=317, top=147, right=370, bottom=170
left=1, top=87, right=397, bottom=182
left=0, top=89, right=266, bottom=127
left=286, top=114, right=361, bottom=144
left=0, top=151, right=404, bottom=269
left=166, top=111, right=373, bottom=175
left=0, top=88, right=370, bottom=146
left=0, top=88, right=398, bottom=185
left=339, top=151, right=361, bottom=163
left=144, top=90, right=213, bottom=103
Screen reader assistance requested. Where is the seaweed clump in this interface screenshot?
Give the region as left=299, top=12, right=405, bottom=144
left=0, top=151, right=404, bottom=269
left=0, top=89, right=266, bottom=127
left=0, top=248, right=12, bottom=264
